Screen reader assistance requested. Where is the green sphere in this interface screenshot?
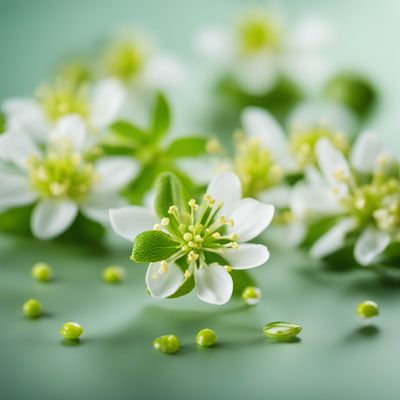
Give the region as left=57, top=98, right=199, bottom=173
left=263, top=321, right=302, bottom=341
left=60, top=322, right=84, bottom=340
left=153, top=335, right=180, bottom=354
left=357, top=300, right=379, bottom=319
left=102, top=265, right=125, bottom=283
left=324, top=71, right=376, bottom=118
left=196, top=328, right=217, bottom=347
left=23, top=299, right=41, bottom=318
left=32, top=262, right=53, bottom=282
left=241, top=286, right=262, bottom=305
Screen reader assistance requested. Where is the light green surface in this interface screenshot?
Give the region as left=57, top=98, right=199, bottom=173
left=1, top=1, right=400, bottom=399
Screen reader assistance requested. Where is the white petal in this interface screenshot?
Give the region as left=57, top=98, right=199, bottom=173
left=81, top=193, right=125, bottom=225
left=89, top=78, right=126, bottom=128
left=258, top=185, right=291, bottom=208
left=224, top=244, right=270, bottom=269
left=310, top=218, right=355, bottom=259
left=290, top=182, right=342, bottom=218
left=109, top=206, right=158, bottom=242
left=350, top=130, right=382, bottom=173
left=354, top=227, right=391, bottom=266
left=31, top=199, right=78, bottom=240
left=233, top=52, right=278, bottom=95
left=315, top=138, right=350, bottom=190
left=95, top=157, right=140, bottom=191
left=241, top=107, right=294, bottom=171
left=0, top=170, right=36, bottom=209
left=0, top=130, right=40, bottom=169
left=287, top=100, right=355, bottom=134
left=51, top=115, right=86, bottom=150
left=228, top=198, right=274, bottom=242
left=142, top=54, right=186, bottom=90
left=195, top=27, right=233, bottom=64
left=2, top=98, right=48, bottom=141
left=195, top=263, right=233, bottom=305
left=146, top=262, right=184, bottom=299
left=206, top=172, right=242, bottom=216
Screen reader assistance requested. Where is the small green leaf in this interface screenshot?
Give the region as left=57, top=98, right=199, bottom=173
left=110, top=120, right=147, bottom=146
left=166, top=136, right=208, bottom=158
left=0, top=112, right=5, bottom=134
left=131, top=230, right=179, bottom=262
left=168, top=273, right=195, bottom=298
left=154, top=172, right=187, bottom=219
left=151, top=93, right=170, bottom=138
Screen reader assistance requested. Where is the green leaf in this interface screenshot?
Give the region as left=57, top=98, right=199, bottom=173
left=110, top=120, right=148, bottom=146
left=151, top=93, right=170, bottom=138
left=168, top=273, right=195, bottom=298
left=165, top=136, right=208, bottom=158
left=0, top=112, right=5, bottom=134
left=131, top=230, right=179, bottom=263
left=154, top=172, right=187, bottom=219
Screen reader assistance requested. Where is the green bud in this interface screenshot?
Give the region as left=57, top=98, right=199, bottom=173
left=102, top=265, right=125, bottom=283
left=60, top=322, right=84, bottom=340
left=196, top=328, right=217, bottom=347
left=323, top=71, right=376, bottom=118
left=153, top=334, right=180, bottom=354
left=32, top=262, right=53, bottom=282
left=357, top=300, right=379, bottom=319
left=23, top=299, right=42, bottom=318
left=263, top=321, right=302, bottom=341
left=241, top=286, right=262, bottom=305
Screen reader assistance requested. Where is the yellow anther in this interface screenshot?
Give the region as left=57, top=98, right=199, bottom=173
left=181, top=244, right=189, bottom=252
left=206, top=138, right=222, bottom=154
left=178, top=224, right=186, bottom=232
left=227, top=219, right=234, bottom=227
left=218, top=216, right=227, bottom=224
left=153, top=224, right=161, bottom=231
left=159, top=261, right=169, bottom=274
left=230, top=242, right=239, bottom=250
left=188, top=251, right=199, bottom=262
left=194, top=234, right=203, bottom=242
left=354, top=197, right=366, bottom=210
left=334, top=168, right=348, bottom=182
left=204, top=194, right=215, bottom=206
left=188, top=199, right=199, bottom=210
left=184, top=270, right=192, bottom=279
left=229, top=233, right=238, bottom=241
left=188, top=225, right=196, bottom=232
left=50, top=182, right=66, bottom=197
left=183, top=233, right=193, bottom=241
left=188, top=241, right=195, bottom=248
left=161, top=218, right=170, bottom=226
left=168, top=205, right=178, bottom=214
left=212, top=232, right=221, bottom=239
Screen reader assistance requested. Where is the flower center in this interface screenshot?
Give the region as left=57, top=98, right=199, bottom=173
left=234, top=134, right=282, bottom=198
left=104, top=40, right=146, bottom=82
left=237, top=13, right=281, bottom=55
left=27, top=144, right=97, bottom=201
left=154, top=195, right=238, bottom=273
left=290, top=125, right=349, bottom=168
left=37, top=80, right=89, bottom=122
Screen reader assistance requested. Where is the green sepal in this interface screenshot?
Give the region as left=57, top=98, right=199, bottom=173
left=151, top=93, right=170, bottom=138
left=154, top=172, right=187, bottom=219
left=165, top=136, right=208, bottom=158
left=110, top=120, right=148, bottom=146
left=131, top=230, right=179, bottom=263
left=168, top=273, right=195, bottom=298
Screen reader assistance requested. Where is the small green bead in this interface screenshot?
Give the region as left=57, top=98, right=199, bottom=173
left=153, top=335, right=180, bottom=354
left=23, top=299, right=41, bottom=318
left=196, top=328, right=217, bottom=348
left=60, top=322, right=84, bottom=340
left=241, top=286, right=262, bottom=305
left=32, top=262, right=52, bottom=282
left=102, top=265, right=125, bottom=283
left=357, top=300, right=379, bottom=319
left=263, top=321, right=302, bottom=341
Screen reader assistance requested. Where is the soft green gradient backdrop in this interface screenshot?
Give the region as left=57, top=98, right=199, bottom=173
left=1, top=1, right=400, bottom=399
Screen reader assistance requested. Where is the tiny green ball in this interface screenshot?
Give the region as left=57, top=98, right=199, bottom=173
left=153, top=334, right=180, bottom=354
left=102, top=265, right=125, bottom=283
left=32, top=262, right=52, bottom=282
left=196, top=328, right=217, bottom=348
left=263, top=321, right=302, bottom=342
left=60, top=322, right=84, bottom=340
left=357, top=300, right=379, bottom=319
left=241, top=286, right=262, bottom=305
left=23, top=299, right=41, bottom=318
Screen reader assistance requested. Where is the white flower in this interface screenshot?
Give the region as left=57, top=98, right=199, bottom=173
left=2, top=78, right=127, bottom=140
left=110, top=172, right=274, bottom=305
left=291, top=131, right=399, bottom=265
left=0, top=116, right=138, bottom=240
left=196, top=11, right=334, bottom=95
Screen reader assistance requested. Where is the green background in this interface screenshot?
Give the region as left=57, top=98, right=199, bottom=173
left=1, top=1, right=400, bottom=399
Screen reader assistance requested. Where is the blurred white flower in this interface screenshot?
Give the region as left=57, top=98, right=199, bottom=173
left=0, top=116, right=138, bottom=240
